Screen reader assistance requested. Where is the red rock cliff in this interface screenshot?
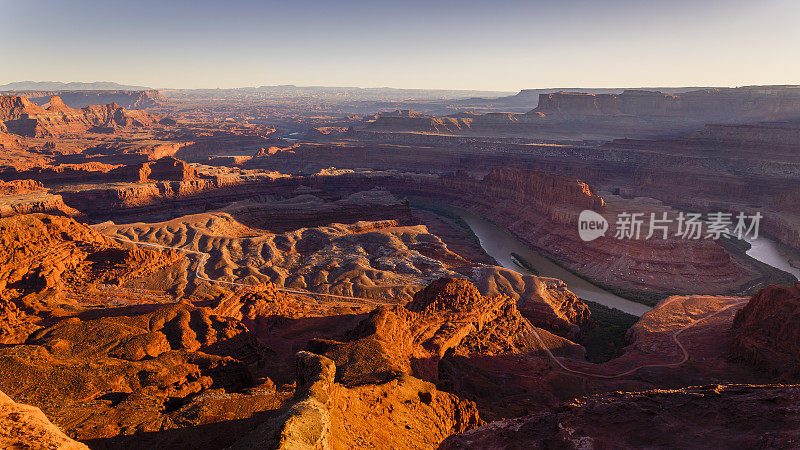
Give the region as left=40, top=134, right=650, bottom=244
left=730, top=283, right=800, bottom=380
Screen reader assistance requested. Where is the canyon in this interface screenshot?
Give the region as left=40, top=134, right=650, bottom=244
left=0, top=84, right=798, bottom=448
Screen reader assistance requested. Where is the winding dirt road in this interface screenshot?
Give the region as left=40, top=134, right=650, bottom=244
left=528, top=296, right=748, bottom=379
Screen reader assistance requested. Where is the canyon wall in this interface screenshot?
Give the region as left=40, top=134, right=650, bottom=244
left=533, top=86, right=800, bottom=122
left=44, top=168, right=758, bottom=296
left=730, top=283, right=800, bottom=380
left=3, top=90, right=165, bottom=110
left=0, top=157, right=197, bottom=185
left=360, top=86, right=800, bottom=140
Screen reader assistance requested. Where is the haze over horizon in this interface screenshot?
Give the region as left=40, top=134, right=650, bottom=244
left=1, top=0, right=799, bottom=91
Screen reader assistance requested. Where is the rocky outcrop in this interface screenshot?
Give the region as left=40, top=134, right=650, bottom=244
left=0, top=214, right=179, bottom=341
left=730, top=283, right=800, bottom=380
left=0, top=179, right=42, bottom=195
left=0, top=95, right=158, bottom=137
left=440, top=384, right=800, bottom=449
left=146, top=156, right=198, bottom=181
left=0, top=302, right=280, bottom=446
left=105, top=156, right=198, bottom=183
left=0, top=389, right=88, bottom=450
left=230, top=350, right=481, bottom=450
left=228, top=352, right=336, bottom=449
left=0, top=192, right=78, bottom=218
left=0, top=128, right=21, bottom=151
left=309, top=277, right=582, bottom=385
left=470, top=266, right=591, bottom=334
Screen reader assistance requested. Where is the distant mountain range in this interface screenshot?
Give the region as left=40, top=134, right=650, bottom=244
left=0, top=81, right=151, bottom=91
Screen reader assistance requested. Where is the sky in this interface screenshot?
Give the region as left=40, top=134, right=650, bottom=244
left=1, top=0, right=798, bottom=91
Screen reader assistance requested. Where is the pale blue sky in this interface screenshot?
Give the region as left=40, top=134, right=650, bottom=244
left=1, top=0, right=797, bottom=90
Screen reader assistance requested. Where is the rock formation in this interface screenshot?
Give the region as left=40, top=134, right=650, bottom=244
left=0, top=191, right=78, bottom=218
left=0, top=157, right=196, bottom=187
left=308, top=277, right=584, bottom=415
left=730, top=283, right=800, bottom=380
left=357, top=85, right=800, bottom=140
left=8, top=89, right=166, bottom=109
left=0, top=179, right=43, bottom=195
left=0, top=214, right=179, bottom=342
left=0, top=95, right=158, bottom=137
left=0, top=218, right=503, bottom=448
left=229, top=351, right=481, bottom=450
left=0, top=389, right=88, bottom=450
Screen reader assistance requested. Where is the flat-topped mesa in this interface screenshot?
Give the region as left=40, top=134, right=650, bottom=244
left=531, top=86, right=800, bottom=121
left=533, top=90, right=681, bottom=116
left=0, top=95, right=158, bottom=137
left=142, top=156, right=198, bottom=181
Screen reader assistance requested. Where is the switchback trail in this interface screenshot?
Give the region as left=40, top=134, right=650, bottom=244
left=528, top=296, right=749, bottom=379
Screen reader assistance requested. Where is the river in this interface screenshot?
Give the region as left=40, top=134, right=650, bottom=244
left=445, top=206, right=800, bottom=318
left=745, top=235, right=800, bottom=279
left=447, top=206, right=652, bottom=316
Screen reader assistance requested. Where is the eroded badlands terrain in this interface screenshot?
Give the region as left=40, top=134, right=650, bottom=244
left=1, top=86, right=799, bottom=448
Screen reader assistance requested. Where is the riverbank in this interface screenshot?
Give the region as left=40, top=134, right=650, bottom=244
left=720, top=235, right=798, bottom=296
left=435, top=204, right=652, bottom=316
